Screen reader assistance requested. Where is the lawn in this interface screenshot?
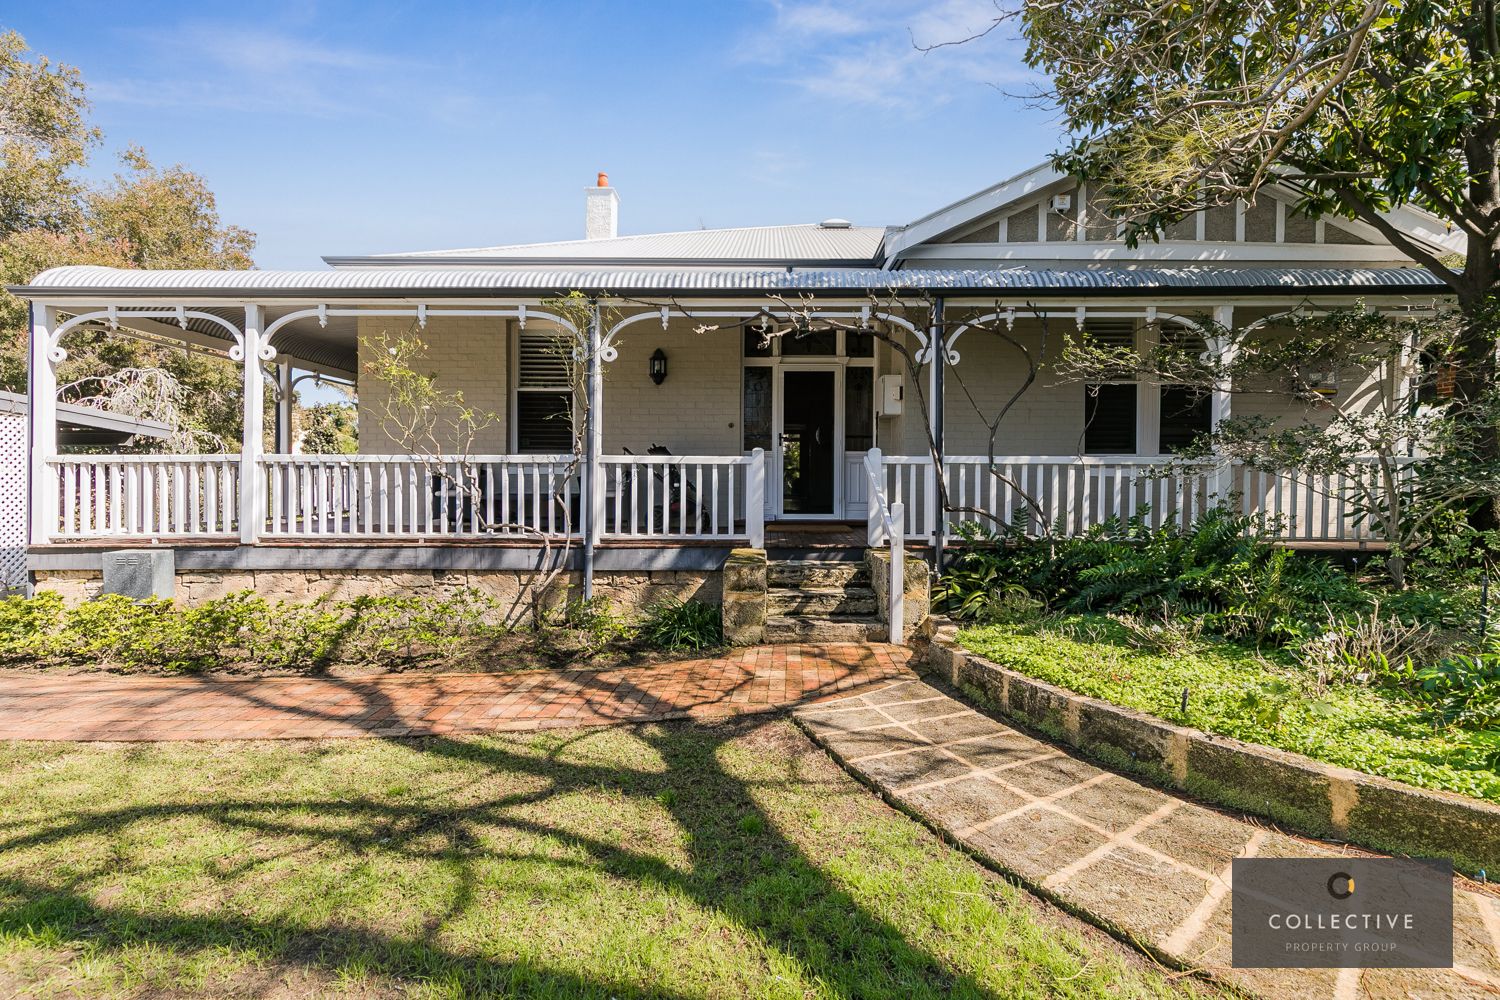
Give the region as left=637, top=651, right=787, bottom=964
left=0, top=719, right=1210, bottom=999
left=959, top=616, right=1500, bottom=804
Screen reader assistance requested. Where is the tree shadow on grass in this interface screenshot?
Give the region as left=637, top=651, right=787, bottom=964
left=0, top=702, right=1020, bottom=997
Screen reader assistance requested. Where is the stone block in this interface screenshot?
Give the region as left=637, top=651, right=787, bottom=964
left=1186, top=734, right=1334, bottom=835
left=176, top=571, right=255, bottom=603
left=32, top=570, right=102, bottom=603
left=866, top=549, right=930, bottom=642
left=1077, top=700, right=1182, bottom=777
left=721, top=548, right=767, bottom=646
left=102, top=549, right=174, bottom=600
left=1346, top=776, right=1500, bottom=874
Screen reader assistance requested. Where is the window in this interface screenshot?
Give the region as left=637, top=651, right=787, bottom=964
left=742, top=366, right=772, bottom=451
left=846, top=330, right=875, bottom=358
left=1082, top=321, right=1138, bottom=455
left=1159, top=386, right=1210, bottom=453
left=743, top=325, right=773, bottom=358
left=1084, top=384, right=1138, bottom=454
left=780, top=327, right=838, bottom=356
left=515, top=329, right=574, bottom=453
left=844, top=367, right=873, bottom=452
left=1157, top=327, right=1210, bottom=453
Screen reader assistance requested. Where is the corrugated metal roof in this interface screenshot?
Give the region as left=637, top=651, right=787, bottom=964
left=12, top=264, right=1450, bottom=298
left=332, top=224, right=888, bottom=265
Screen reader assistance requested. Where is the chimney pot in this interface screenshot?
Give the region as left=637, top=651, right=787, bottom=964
left=597, top=172, right=609, bottom=188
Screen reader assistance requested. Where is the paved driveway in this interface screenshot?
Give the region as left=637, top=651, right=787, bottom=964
left=0, top=644, right=909, bottom=741
left=796, top=675, right=1500, bottom=1000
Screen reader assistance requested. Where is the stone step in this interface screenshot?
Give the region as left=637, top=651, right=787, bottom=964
left=768, top=586, right=877, bottom=617
left=767, top=561, right=869, bottom=588
left=764, top=616, right=886, bottom=644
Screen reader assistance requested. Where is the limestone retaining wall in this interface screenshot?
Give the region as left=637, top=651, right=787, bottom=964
left=921, top=619, right=1500, bottom=874
left=32, top=566, right=719, bottom=619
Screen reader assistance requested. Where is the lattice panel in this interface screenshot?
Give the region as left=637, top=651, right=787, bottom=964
left=0, top=410, right=26, bottom=593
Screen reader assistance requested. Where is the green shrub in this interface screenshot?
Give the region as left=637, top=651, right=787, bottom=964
left=0, top=588, right=513, bottom=673
left=0, top=590, right=66, bottom=661
left=1411, top=653, right=1500, bottom=730
left=638, top=598, right=722, bottom=651
left=545, top=596, right=634, bottom=653
left=938, top=507, right=1369, bottom=647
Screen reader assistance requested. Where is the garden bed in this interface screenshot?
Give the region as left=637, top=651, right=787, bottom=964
left=957, top=616, right=1499, bottom=805
left=0, top=589, right=727, bottom=677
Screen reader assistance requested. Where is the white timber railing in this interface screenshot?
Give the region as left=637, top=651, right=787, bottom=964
left=44, top=450, right=1404, bottom=547
left=47, top=455, right=241, bottom=538
left=942, top=456, right=1219, bottom=537
left=1232, top=460, right=1417, bottom=543
left=878, top=453, right=1416, bottom=544
left=863, top=448, right=906, bottom=641
left=259, top=455, right=581, bottom=538
left=597, top=452, right=764, bottom=542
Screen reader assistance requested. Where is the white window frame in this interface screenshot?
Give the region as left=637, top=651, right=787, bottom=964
left=509, top=320, right=579, bottom=454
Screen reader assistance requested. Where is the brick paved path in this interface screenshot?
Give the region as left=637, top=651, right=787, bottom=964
left=0, top=644, right=908, bottom=742
left=794, top=676, right=1500, bottom=1000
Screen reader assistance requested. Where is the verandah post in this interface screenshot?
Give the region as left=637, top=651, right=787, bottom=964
left=27, top=304, right=59, bottom=546
left=239, top=304, right=264, bottom=544
left=275, top=361, right=293, bottom=454
left=1209, top=305, right=1236, bottom=504
left=746, top=448, right=765, bottom=549
left=583, top=302, right=603, bottom=599
left=927, top=296, right=946, bottom=569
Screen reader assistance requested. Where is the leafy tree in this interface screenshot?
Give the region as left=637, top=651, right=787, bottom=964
left=0, top=29, right=95, bottom=236
left=296, top=400, right=359, bottom=455
left=981, top=2, right=1500, bottom=393
left=0, top=30, right=255, bottom=447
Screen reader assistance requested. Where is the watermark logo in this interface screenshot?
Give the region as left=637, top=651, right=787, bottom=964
left=1232, top=858, right=1453, bottom=968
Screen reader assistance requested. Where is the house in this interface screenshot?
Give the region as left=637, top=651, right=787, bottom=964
left=0, top=390, right=171, bottom=594
left=8, top=164, right=1459, bottom=640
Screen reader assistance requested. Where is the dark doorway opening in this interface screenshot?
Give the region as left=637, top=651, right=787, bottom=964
left=781, top=370, right=836, bottom=515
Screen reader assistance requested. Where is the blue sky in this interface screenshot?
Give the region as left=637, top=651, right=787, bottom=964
left=13, top=1, right=1060, bottom=270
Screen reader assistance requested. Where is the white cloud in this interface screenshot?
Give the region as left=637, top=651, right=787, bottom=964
left=745, top=0, right=1035, bottom=110
left=89, top=24, right=432, bottom=118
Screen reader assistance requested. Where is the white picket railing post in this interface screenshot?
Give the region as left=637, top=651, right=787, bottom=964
left=889, top=501, right=905, bottom=642
left=238, top=305, right=264, bottom=544
left=747, top=448, right=765, bottom=549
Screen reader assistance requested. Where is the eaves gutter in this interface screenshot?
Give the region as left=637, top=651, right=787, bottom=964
left=6, top=279, right=1453, bottom=301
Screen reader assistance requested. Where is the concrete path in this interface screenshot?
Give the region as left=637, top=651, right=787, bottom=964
left=794, top=675, right=1500, bottom=999
left=0, top=644, right=909, bottom=741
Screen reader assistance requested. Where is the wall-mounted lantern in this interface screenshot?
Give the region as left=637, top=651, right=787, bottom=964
left=649, top=348, right=668, bottom=385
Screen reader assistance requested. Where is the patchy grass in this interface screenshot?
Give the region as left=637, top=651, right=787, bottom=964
left=960, top=616, right=1500, bottom=804
left=0, top=720, right=1211, bottom=999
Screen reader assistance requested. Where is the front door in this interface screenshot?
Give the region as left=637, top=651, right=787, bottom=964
left=779, top=369, right=837, bottom=516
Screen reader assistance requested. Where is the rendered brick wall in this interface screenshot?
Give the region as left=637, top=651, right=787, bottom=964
left=356, top=315, right=510, bottom=454
left=601, top=318, right=741, bottom=455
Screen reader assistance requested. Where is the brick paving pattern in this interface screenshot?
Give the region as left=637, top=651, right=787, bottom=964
left=0, top=644, right=909, bottom=742
left=794, top=676, right=1500, bottom=1000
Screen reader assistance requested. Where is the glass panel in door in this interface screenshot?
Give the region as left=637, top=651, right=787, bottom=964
left=780, top=370, right=836, bottom=515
